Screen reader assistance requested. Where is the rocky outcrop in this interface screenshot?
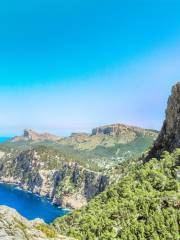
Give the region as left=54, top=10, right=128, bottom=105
left=0, top=206, right=72, bottom=240
left=11, top=129, right=60, bottom=142
left=0, top=147, right=109, bottom=210
left=146, top=81, right=180, bottom=160
left=52, top=164, right=108, bottom=209
left=59, top=124, right=158, bottom=150
left=92, top=123, right=158, bottom=138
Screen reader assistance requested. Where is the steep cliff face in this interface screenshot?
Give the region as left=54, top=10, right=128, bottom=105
left=59, top=124, right=158, bottom=152
left=0, top=147, right=109, bottom=209
left=146, top=82, right=180, bottom=160
left=92, top=123, right=157, bottom=138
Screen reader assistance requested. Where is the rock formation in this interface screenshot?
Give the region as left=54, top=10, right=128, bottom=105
left=92, top=123, right=157, bottom=137
left=0, top=206, right=72, bottom=240
left=11, top=129, right=60, bottom=142
left=59, top=124, right=158, bottom=150
left=0, top=147, right=109, bottom=209
left=146, top=81, right=180, bottom=160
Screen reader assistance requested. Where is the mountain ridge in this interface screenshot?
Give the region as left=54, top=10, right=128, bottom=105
left=11, top=129, right=60, bottom=142
left=58, top=123, right=158, bottom=151
left=92, top=123, right=158, bottom=136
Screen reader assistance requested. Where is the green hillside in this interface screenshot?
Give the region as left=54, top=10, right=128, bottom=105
left=0, top=134, right=156, bottom=171
left=53, top=149, right=180, bottom=240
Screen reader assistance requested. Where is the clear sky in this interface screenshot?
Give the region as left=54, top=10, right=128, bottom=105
left=0, top=0, right=180, bottom=136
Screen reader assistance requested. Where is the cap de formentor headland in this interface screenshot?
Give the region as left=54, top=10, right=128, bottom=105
left=0, top=1, right=179, bottom=239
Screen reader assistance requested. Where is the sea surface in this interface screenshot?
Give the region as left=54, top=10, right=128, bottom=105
left=0, top=183, right=69, bottom=223
left=0, top=137, right=11, bottom=143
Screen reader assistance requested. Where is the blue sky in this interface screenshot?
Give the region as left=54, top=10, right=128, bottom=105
left=0, top=0, right=180, bottom=136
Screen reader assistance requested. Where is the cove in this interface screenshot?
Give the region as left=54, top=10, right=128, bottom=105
left=0, top=183, right=69, bottom=223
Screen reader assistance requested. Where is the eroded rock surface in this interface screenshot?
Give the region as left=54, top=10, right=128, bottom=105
left=146, top=81, right=180, bottom=160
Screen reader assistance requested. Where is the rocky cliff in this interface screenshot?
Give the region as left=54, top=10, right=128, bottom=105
left=0, top=146, right=109, bottom=209
left=146, top=81, right=180, bottom=160
left=12, top=129, right=60, bottom=142
left=92, top=123, right=157, bottom=141
left=59, top=124, right=158, bottom=150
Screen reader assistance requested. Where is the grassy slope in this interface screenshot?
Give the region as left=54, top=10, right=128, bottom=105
left=53, top=150, right=180, bottom=240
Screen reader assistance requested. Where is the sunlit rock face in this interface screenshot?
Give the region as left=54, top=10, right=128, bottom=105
left=146, top=81, right=180, bottom=160
left=92, top=123, right=157, bottom=138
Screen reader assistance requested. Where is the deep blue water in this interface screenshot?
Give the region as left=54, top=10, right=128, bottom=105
left=0, top=137, right=11, bottom=143
left=0, top=183, right=69, bottom=223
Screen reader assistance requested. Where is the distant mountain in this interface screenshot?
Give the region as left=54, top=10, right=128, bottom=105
left=11, top=129, right=60, bottom=142
left=2, top=124, right=158, bottom=170
left=59, top=123, right=158, bottom=150
left=92, top=123, right=158, bottom=137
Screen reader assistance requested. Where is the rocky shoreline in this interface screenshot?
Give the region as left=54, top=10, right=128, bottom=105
left=0, top=205, right=74, bottom=240
left=0, top=175, right=75, bottom=210
left=0, top=149, right=109, bottom=210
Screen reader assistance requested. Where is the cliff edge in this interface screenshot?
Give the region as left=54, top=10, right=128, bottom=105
left=146, top=81, right=180, bottom=160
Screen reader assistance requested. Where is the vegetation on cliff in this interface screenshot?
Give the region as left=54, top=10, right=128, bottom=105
left=0, top=125, right=157, bottom=209
left=1, top=132, right=156, bottom=171
left=53, top=149, right=180, bottom=240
